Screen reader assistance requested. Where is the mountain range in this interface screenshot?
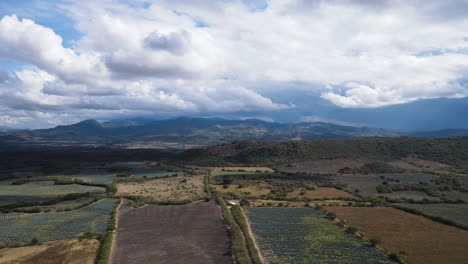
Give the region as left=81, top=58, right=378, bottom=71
left=0, top=117, right=467, bottom=148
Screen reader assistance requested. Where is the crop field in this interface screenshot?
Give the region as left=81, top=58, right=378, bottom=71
left=0, top=198, right=116, bottom=247
left=72, top=169, right=184, bottom=185
left=395, top=203, right=468, bottom=228
left=276, top=158, right=369, bottom=174
left=287, top=187, right=354, bottom=199
left=116, top=175, right=205, bottom=202
left=330, top=173, right=437, bottom=200
left=111, top=201, right=231, bottom=264
left=250, top=199, right=353, bottom=207
left=247, top=208, right=392, bottom=264
left=16, top=197, right=97, bottom=212
left=0, top=238, right=99, bottom=264
left=0, top=180, right=105, bottom=206
left=325, top=207, right=468, bottom=264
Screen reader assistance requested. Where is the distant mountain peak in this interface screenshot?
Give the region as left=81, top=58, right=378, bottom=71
left=73, top=119, right=102, bottom=127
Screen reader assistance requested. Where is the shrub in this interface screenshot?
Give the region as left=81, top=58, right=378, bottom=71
left=30, top=237, right=39, bottom=245
left=369, top=238, right=381, bottom=247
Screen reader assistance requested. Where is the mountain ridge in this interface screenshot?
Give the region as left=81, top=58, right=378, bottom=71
left=0, top=117, right=467, bottom=147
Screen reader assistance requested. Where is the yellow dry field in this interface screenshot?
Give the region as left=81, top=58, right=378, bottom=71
left=287, top=187, right=354, bottom=199
left=325, top=206, right=468, bottom=264
left=214, top=181, right=272, bottom=197
left=116, top=175, right=205, bottom=201
left=0, top=239, right=99, bottom=264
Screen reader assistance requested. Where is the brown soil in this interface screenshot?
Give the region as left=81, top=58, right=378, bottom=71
left=116, top=175, right=205, bottom=201
left=287, top=187, right=353, bottom=199
left=0, top=239, right=99, bottom=264
left=111, top=201, right=232, bottom=264
left=325, top=206, right=468, bottom=264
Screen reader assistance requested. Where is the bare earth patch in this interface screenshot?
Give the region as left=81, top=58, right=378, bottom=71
left=111, top=201, right=231, bottom=264
left=287, top=187, right=354, bottom=199
left=116, top=175, right=205, bottom=202
left=325, top=206, right=468, bottom=264
left=0, top=239, right=99, bottom=264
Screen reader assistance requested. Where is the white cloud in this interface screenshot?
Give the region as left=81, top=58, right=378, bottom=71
left=0, top=0, right=468, bottom=127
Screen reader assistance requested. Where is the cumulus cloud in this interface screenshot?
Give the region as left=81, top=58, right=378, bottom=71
left=0, top=0, right=468, bottom=127
left=144, top=30, right=190, bottom=55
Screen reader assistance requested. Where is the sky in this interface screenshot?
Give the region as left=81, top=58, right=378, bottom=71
left=0, top=0, right=467, bottom=130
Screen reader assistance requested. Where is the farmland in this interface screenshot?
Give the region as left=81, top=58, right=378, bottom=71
left=287, top=187, right=353, bottom=199
left=111, top=201, right=231, bottom=264
left=0, top=198, right=116, bottom=247
left=0, top=238, right=99, bottom=264
left=325, top=207, right=468, bottom=264
left=0, top=180, right=105, bottom=206
left=15, top=196, right=97, bottom=213
left=329, top=173, right=439, bottom=201
left=247, top=207, right=392, bottom=264
left=214, top=180, right=272, bottom=198
left=116, top=175, right=205, bottom=203
left=394, top=203, right=468, bottom=228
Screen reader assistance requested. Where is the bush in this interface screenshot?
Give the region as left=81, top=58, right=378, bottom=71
left=369, top=238, right=381, bottom=247
left=389, top=253, right=405, bottom=264
left=346, top=226, right=359, bottom=234
left=30, top=237, right=39, bottom=245
left=325, top=212, right=337, bottom=220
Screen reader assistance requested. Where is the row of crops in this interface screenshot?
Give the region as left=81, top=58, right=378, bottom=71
left=247, top=207, right=393, bottom=264
left=0, top=180, right=106, bottom=206
left=0, top=198, right=117, bottom=247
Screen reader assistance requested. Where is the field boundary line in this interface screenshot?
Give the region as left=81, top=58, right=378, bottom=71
left=239, top=207, right=265, bottom=264
left=108, top=198, right=123, bottom=264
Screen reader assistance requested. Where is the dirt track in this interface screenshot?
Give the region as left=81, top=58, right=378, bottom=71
left=111, top=201, right=232, bottom=264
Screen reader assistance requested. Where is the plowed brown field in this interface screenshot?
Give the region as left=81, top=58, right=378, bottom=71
left=111, top=201, right=231, bottom=264
left=325, top=206, right=468, bottom=264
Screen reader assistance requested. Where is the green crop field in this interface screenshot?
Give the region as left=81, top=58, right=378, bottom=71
left=72, top=169, right=184, bottom=185
left=16, top=196, right=97, bottom=212
left=247, top=207, right=392, bottom=264
left=0, top=180, right=106, bottom=206
left=0, top=198, right=117, bottom=247
left=395, top=203, right=468, bottom=227
left=330, top=173, right=437, bottom=201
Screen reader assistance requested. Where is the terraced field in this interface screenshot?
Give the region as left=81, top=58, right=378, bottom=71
left=247, top=208, right=392, bottom=264
left=0, top=180, right=105, bottom=206
left=0, top=198, right=116, bottom=247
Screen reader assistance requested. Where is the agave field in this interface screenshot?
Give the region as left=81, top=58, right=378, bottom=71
left=247, top=207, right=392, bottom=264
left=0, top=198, right=117, bottom=247
left=0, top=180, right=106, bottom=206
